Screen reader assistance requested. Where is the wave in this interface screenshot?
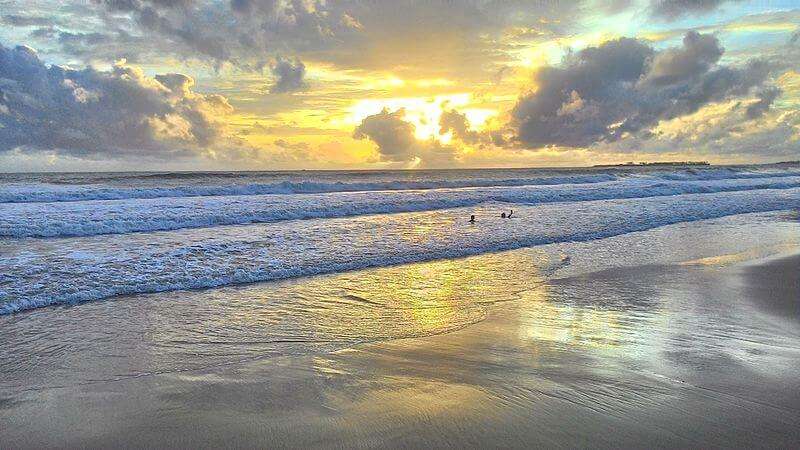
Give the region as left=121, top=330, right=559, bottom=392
left=3, top=176, right=800, bottom=238
left=0, top=174, right=619, bottom=203
left=3, top=166, right=800, bottom=203
left=640, top=167, right=800, bottom=181
left=1, top=187, right=798, bottom=314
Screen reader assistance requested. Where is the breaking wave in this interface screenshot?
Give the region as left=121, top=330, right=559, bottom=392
left=3, top=175, right=800, bottom=238
left=1, top=187, right=798, bottom=314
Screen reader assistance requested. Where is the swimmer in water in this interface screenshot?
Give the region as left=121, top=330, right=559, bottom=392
left=469, top=215, right=476, bottom=223
left=501, top=212, right=506, bottom=218
left=508, top=209, right=514, bottom=218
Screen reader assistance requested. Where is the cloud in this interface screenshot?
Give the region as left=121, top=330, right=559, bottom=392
left=269, top=57, right=308, bottom=93
left=649, top=0, right=740, bottom=21
left=603, top=99, right=800, bottom=161
left=439, top=109, right=482, bottom=144
left=1, top=14, right=55, bottom=27
left=599, top=68, right=800, bottom=162
left=274, top=138, right=310, bottom=151
left=353, top=108, right=458, bottom=167
left=134, top=4, right=232, bottom=63
left=353, top=108, right=418, bottom=161
left=510, top=32, right=772, bottom=148
left=3, top=0, right=594, bottom=81
left=269, top=138, right=320, bottom=163
left=0, top=43, right=234, bottom=158
left=638, top=31, right=722, bottom=86
left=745, top=86, right=781, bottom=119
left=86, top=0, right=356, bottom=69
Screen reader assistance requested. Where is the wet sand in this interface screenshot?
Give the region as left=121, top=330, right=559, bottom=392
left=743, top=253, right=800, bottom=320
left=2, top=248, right=799, bottom=449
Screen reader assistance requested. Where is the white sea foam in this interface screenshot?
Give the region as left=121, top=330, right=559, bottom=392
left=3, top=175, right=800, bottom=238
left=0, top=174, right=618, bottom=203
left=1, top=187, right=798, bottom=314
left=1, top=166, right=799, bottom=203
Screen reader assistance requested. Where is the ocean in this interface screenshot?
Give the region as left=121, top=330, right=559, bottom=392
left=2, top=164, right=800, bottom=447
left=2, top=164, right=799, bottom=315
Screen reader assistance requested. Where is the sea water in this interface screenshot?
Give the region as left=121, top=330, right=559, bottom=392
left=1, top=164, right=800, bottom=389
left=2, top=164, right=799, bottom=314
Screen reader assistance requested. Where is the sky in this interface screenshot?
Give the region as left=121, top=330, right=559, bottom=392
left=0, top=0, right=798, bottom=171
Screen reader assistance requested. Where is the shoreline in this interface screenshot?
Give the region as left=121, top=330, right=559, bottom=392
left=2, top=227, right=799, bottom=448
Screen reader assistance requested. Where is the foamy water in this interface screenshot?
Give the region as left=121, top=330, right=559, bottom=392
left=1, top=211, right=797, bottom=391
left=1, top=164, right=799, bottom=315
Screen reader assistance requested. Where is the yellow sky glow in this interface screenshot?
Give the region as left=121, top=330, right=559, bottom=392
left=343, top=94, right=498, bottom=142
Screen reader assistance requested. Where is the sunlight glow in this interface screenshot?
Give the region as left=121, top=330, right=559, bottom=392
left=344, top=94, right=497, bottom=141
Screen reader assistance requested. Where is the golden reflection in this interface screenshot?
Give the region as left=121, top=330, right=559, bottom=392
left=514, top=288, right=624, bottom=351
left=329, top=381, right=488, bottom=421
left=399, top=215, right=456, bottom=246
left=143, top=247, right=562, bottom=363
left=397, top=259, right=479, bottom=331
left=184, top=250, right=525, bottom=343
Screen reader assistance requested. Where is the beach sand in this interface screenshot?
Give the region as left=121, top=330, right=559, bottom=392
left=2, top=216, right=799, bottom=449
left=744, top=254, right=800, bottom=320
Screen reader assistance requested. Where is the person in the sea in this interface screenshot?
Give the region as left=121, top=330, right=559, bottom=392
left=508, top=209, right=514, bottom=218
left=500, top=210, right=514, bottom=219
left=469, top=215, right=476, bottom=223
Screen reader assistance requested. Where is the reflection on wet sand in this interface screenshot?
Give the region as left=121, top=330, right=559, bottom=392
left=2, top=213, right=800, bottom=448
left=296, top=261, right=800, bottom=448
left=0, top=247, right=549, bottom=390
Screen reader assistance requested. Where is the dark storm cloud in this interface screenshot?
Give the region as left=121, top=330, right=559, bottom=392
left=510, top=32, right=772, bottom=148
left=0, top=43, right=233, bottom=157
left=269, top=57, right=308, bottom=94
left=649, top=0, right=740, bottom=21
left=511, top=37, right=654, bottom=147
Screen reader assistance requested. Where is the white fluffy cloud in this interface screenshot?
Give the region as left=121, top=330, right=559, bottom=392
left=601, top=98, right=799, bottom=161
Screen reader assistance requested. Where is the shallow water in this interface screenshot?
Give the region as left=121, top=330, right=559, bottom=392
left=2, top=166, right=800, bottom=447
left=2, top=186, right=800, bottom=313
left=1, top=211, right=798, bottom=448
left=1, top=211, right=797, bottom=391
left=3, top=165, right=800, bottom=313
